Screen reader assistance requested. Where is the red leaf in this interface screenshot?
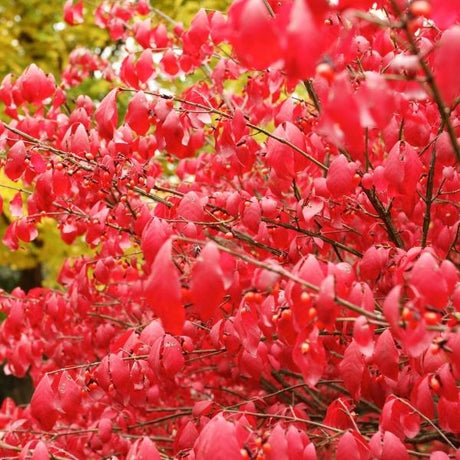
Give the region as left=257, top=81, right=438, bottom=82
left=292, top=327, right=326, bottom=387
left=410, top=376, right=434, bottom=419
left=69, top=123, right=90, bottom=154
left=15, top=219, right=38, bottom=243
left=176, top=421, right=200, bottom=451
left=358, top=72, right=396, bottom=130
left=183, top=9, right=210, bottom=54
left=177, top=191, right=206, bottom=222
left=193, top=414, right=241, bottom=460
left=234, top=303, right=261, bottom=355
left=447, top=332, right=460, bottom=379
left=288, top=255, right=325, bottom=329
left=141, top=217, right=172, bottom=267
left=380, top=396, right=420, bottom=439
left=17, top=64, right=55, bottom=104
left=431, top=0, right=460, bottom=29
left=63, top=0, right=84, bottom=25
left=127, top=437, right=161, bottom=460
left=136, top=49, right=155, bottom=83
left=139, top=320, right=165, bottom=347
left=192, top=400, right=214, bottom=417
left=302, top=198, right=324, bottom=224
left=434, top=26, right=460, bottom=104
left=383, top=285, right=403, bottom=334
left=369, top=430, right=409, bottom=460
left=326, top=155, right=357, bottom=197
left=242, top=200, right=261, bottom=233
left=285, top=0, right=327, bottom=80
left=5, top=141, right=27, bottom=181
left=95, top=88, right=118, bottom=139
left=149, top=334, right=185, bottom=379
left=315, top=275, right=337, bottom=326
left=161, top=110, right=186, bottom=156
left=286, top=425, right=316, bottom=460
left=410, top=252, right=449, bottom=310
left=228, top=0, right=283, bottom=70
left=126, top=91, right=151, bottom=135
left=9, top=192, right=23, bottom=217
left=190, top=242, right=225, bottom=321
left=336, top=431, right=369, bottom=460
left=321, top=76, right=364, bottom=157
left=144, top=240, right=184, bottom=334
left=359, top=247, right=389, bottom=282
left=353, top=316, right=375, bottom=357
left=133, top=19, right=152, bottom=49
left=323, top=398, right=356, bottom=430
left=30, top=441, right=50, bottom=460
left=110, top=353, right=131, bottom=393
left=161, top=49, right=180, bottom=76
left=120, top=55, right=140, bottom=89
left=30, top=375, right=58, bottom=431
left=98, top=418, right=113, bottom=443
left=373, top=330, right=399, bottom=381
left=264, top=425, right=288, bottom=460
left=266, top=122, right=307, bottom=179
left=384, top=141, right=422, bottom=199
left=57, top=371, right=81, bottom=418
left=2, top=222, right=19, bottom=250
left=437, top=364, right=458, bottom=401
left=438, top=396, right=460, bottom=433
left=339, top=340, right=365, bottom=399
left=430, top=452, right=450, bottom=460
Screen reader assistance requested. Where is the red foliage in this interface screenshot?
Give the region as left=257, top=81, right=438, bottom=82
left=0, top=0, right=460, bottom=458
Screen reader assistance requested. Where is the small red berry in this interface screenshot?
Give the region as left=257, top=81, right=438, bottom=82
left=409, top=0, right=431, bottom=17
left=424, top=312, right=438, bottom=325
left=429, top=375, right=441, bottom=394
left=262, top=443, right=271, bottom=454
left=315, top=62, right=335, bottom=83
left=281, top=309, right=292, bottom=320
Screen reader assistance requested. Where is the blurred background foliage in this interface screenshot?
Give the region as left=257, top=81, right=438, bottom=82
left=0, top=0, right=230, bottom=78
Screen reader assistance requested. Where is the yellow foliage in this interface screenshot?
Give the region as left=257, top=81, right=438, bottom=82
left=0, top=172, right=93, bottom=287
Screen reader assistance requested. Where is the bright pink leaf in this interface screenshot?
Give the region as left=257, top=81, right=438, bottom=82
left=63, top=0, right=84, bottom=25
left=141, top=217, right=172, bottom=267
left=127, top=437, right=161, bottom=460
left=336, top=431, right=369, bottom=460
left=144, top=240, right=184, bottom=334
left=9, top=192, right=23, bottom=217
left=292, top=327, right=326, bottom=387
left=326, top=155, right=357, bottom=197
left=30, top=375, right=58, bottom=431
left=30, top=441, right=50, bottom=460
left=95, top=88, right=118, bottom=139
left=126, top=91, right=150, bottom=135
left=5, top=141, right=27, bottom=181
left=434, top=26, right=460, bottom=104
left=339, top=340, right=365, bottom=399
left=190, top=242, right=225, bottom=321
left=193, top=414, right=241, bottom=459
left=17, top=64, right=55, bottom=104
left=57, top=371, right=81, bottom=418
left=285, top=0, right=326, bottom=80
left=369, top=430, right=409, bottom=460
left=228, top=0, right=283, bottom=70
left=373, top=329, right=399, bottom=381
